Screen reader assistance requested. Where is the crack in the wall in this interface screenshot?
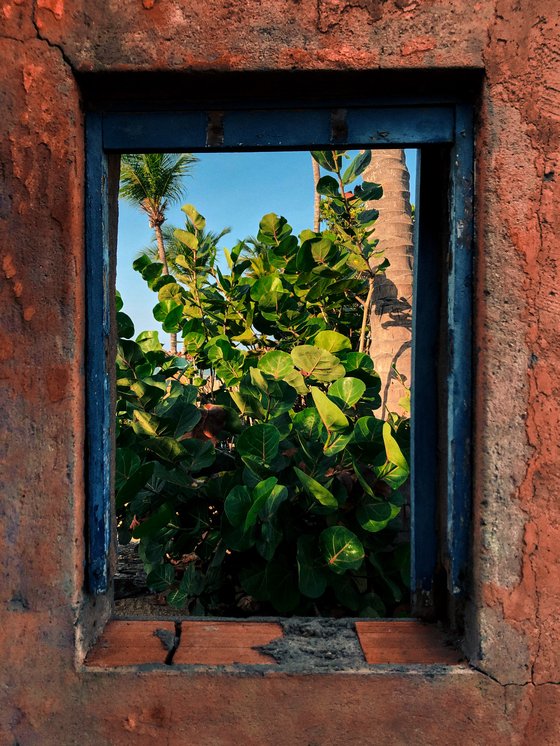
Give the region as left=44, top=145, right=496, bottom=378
left=31, top=0, right=75, bottom=71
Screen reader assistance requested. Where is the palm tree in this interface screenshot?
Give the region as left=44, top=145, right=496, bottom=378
left=119, top=153, right=197, bottom=353
left=363, top=150, right=414, bottom=416
left=312, top=156, right=321, bottom=232
left=141, top=223, right=231, bottom=287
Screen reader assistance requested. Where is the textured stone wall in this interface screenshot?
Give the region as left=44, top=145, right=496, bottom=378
left=1, top=0, right=559, bottom=742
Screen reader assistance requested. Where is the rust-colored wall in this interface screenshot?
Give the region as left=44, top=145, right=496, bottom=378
left=1, top=1, right=559, bottom=743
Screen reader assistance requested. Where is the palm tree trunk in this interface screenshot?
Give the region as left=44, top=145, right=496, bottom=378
left=154, top=223, right=177, bottom=354
left=364, top=150, right=413, bottom=416
left=312, top=157, right=321, bottom=232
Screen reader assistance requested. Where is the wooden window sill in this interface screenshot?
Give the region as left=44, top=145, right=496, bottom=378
left=84, top=619, right=463, bottom=669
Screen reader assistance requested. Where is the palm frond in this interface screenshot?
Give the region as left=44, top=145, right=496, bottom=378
left=119, top=153, right=198, bottom=216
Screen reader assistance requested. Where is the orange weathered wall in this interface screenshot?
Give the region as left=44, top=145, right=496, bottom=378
left=1, top=1, right=559, bottom=743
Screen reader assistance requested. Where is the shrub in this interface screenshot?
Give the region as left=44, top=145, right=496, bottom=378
left=116, top=151, right=410, bottom=616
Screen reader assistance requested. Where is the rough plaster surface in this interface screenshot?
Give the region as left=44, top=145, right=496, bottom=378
left=1, top=0, right=559, bottom=742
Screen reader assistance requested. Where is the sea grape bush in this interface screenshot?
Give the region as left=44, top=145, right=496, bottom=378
left=116, top=151, right=410, bottom=616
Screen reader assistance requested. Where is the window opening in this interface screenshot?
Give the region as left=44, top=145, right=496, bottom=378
left=85, top=103, right=473, bottom=631
left=114, top=149, right=416, bottom=618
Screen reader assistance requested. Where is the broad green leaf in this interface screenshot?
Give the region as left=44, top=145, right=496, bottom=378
left=224, top=485, right=252, bottom=527
left=171, top=402, right=201, bottom=439
left=132, top=410, right=161, bottom=437
left=115, top=447, right=141, bottom=490
left=294, top=467, right=338, bottom=509
left=136, top=330, right=161, bottom=353
left=316, top=175, right=340, bottom=197
left=328, top=377, right=366, bottom=409
left=382, top=422, right=409, bottom=471
left=319, top=526, right=365, bottom=574
left=352, top=417, right=384, bottom=446
left=116, top=462, right=155, bottom=508
left=162, top=303, right=184, bottom=333
left=357, top=501, right=400, bottom=532
left=236, top=423, right=280, bottom=464
left=117, top=311, right=134, bottom=339
left=314, top=331, right=352, bottom=353
left=311, top=151, right=343, bottom=173
left=244, top=477, right=278, bottom=530
left=115, top=290, right=124, bottom=311
left=297, top=536, right=327, bottom=598
left=133, top=503, right=174, bottom=539
left=146, top=563, right=174, bottom=592
left=284, top=369, right=308, bottom=394
left=180, top=439, right=215, bottom=472
left=291, top=345, right=345, bottom=382
left=292, top=408, right=324, bottom=441
left=354, top=181, right=383, bottom=202
left=310, top=386, right=348, bottom=432
left=358, top=209, right=379, bottom=225
left=323, top=431, right=353, bottom=456
left=341, top=150, right=371, bottom=184
left=144, top=436, right=186, bottom=463
left=181, top=203, right=206, bottom=230
left=251, top=275, right=285, bottom=301
left=258, top=350, right=294, bottom=380
left=336, top=351, right=374, bottom=372
left=259, top=484, right=289, bottom=522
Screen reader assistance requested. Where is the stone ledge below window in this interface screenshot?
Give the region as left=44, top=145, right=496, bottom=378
left=83, top=619, right=464, bottom=670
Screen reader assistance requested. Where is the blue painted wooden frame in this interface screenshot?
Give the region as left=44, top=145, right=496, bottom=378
left=85, top=103, right=473, bottom=608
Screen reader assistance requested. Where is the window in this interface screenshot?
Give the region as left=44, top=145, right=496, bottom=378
left=85, top=96, right=473, bottom=632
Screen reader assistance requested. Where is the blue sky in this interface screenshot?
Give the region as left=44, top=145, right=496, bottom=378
left=117, top=150, right=417, bottom=344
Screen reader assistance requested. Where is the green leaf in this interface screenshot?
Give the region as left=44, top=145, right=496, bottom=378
left=136, top=330, right=162, bottom=353
left=174, top=228, right=198, bottom=251
left=310, top=386, right=349, bottom=432
left=171, top=402, right=201, bottom=439
left=244, top=477, right=278, bottom=530
left=357, top=501, right=401, bottom=532
left=115, top=447, right=141, bottom=490
left=311, top=151, right=342, bottom=173
left=297, top=536, right=327, bottom=598
left=115, top=290, right=124, bottom=311
left=180, top=439, right=215, bottom=472
left=354, top=181, right=383, bottom=201
left=291, top=345, right=345, bottom=382
left=133, top=503, right=174, bottom=539
left=383, top=422, right=409, bottom=471
left=144, top=436, right=186, bottom=463
left=251, top=275, right=285, bottom=301
left=328, top=377, right=366, bottom=409
left=323, top=431, right=353, bottom=456
left=336, top=351, right=374, bottom=372
left=258, top=350, right=294, bottom=380
left=316, top=175, right=340, bottom=197
left=341, top=150, right=371, bottom=184
left=146, top=563, right=174, bottom=593
left=236, top=423, right=280, bottom=464
left=314, top=331, right=352, bottom=353
left=319, top=526, right=365, bottom=574
left=162, top=304, right=184, bottom=333
left=292, top=408, right=324, bottom=441
left=117, top=312, right=134, bottom=339
left=132, top=410, right=161, bottom=437
left=181, top=203, right=206, bottom=230
left=224, top=485, right=252, bottom=527
left=116, top=462, right=155, bottom=508
left=294, top=467, right=338, bottom=509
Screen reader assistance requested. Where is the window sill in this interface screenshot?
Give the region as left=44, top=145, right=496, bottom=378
left=83, top=619, right=463, bottom=670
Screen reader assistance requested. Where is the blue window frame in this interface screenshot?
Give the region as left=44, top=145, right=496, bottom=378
left=85, top=100, right=473, bottom=618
